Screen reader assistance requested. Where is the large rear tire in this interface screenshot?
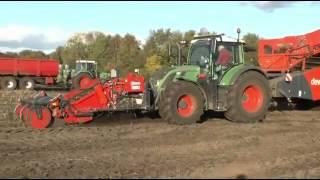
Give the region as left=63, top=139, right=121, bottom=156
left=1, top=76, right=17, bottom=90
left=225, top=71, right=270, bottom=123
left=160, top=81, right=204, bottom=125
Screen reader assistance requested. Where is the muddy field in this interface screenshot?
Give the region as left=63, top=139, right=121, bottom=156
left=1, top=91, right=320, bottom=178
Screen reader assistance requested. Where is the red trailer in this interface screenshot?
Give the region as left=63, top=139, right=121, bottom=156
left=0, top=58, right=59, bottom=90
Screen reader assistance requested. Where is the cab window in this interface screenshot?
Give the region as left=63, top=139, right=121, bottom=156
left=189, top=40, right=211, bottom=67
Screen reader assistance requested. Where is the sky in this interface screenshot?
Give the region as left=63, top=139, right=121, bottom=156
left=0, top=1, right=319, bottom=54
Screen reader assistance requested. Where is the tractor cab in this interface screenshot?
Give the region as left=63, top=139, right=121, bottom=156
left=186, top=31, right=246, bottom=80
left=71, top=60, right=99, bottom=89
left=75, top=60, right=98, bottom=78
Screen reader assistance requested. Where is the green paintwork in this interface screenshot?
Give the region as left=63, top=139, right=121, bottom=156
left=219, top=64, right=247, bottom=86
left=219, top=64, right=266, bottom=86
left=156, top=65, right=200, bottom=92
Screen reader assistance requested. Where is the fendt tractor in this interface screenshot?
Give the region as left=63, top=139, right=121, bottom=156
left=15, top=28, right=320, bottom=129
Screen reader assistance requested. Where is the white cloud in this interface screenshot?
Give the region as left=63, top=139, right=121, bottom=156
left=0, top=25, right=146, bottom=53
left=240, top=1, right=304, bottom=12
left=0, top=25, right=70, bottom=53
left=0, top=47, right=55, bottom=54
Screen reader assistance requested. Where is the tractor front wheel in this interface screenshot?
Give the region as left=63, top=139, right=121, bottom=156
left=160, top=81, right=204, bottom=125
left=225, top=71, right=270, bottom=123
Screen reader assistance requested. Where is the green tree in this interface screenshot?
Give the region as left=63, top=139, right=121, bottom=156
left=49, top=46, right=64, bottom=64
left=118, top=34, right=144, bottom=76
left=144, top=55, right=162, bottom=77
left=242, top=33, right=259, bottom=65
left=19, top=50, right=48, bottom=59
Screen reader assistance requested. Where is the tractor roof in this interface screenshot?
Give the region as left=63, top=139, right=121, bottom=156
left=191, top=34, right=245, bottom=44
left=76, top=60, right=97, bottom=64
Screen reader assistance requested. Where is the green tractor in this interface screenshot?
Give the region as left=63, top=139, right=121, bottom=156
left=149, top=29, right=271, bottom=124
left=71, top=60, right=109, bottom=89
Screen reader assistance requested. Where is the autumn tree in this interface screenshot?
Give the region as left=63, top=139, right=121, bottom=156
left=242, top=33, right=259, bottom=65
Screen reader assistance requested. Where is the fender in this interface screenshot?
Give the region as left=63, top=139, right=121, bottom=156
left=78, top=71, right=95, bottom=79
left=219, top=64, right=268, bottom=86
left=152, top=65, right=209, bottom=109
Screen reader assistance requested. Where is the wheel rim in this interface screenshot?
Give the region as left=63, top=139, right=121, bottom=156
left=7, top=81, right=14, bottom=88
left=80, top=77, right=91, bottom=89
left=177, top=95, right=195, bottom=117
left=242, top=85, right=263, bottom=113
left=26, top=81, right=33, bottom=89
left=28, top=107, right=52, bottom=129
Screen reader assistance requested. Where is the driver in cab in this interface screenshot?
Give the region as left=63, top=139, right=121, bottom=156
left=215, top=45, right=232, bottom=66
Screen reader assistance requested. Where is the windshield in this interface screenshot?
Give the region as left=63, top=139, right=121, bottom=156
left=188, top=40, right=211, bottom=66
left=76, top=63, right=85, bottom=72
left=87, top=63, right=95, bottom=72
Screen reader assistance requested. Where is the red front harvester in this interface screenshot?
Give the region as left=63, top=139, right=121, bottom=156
left=15, top=72, right=148, bottom=129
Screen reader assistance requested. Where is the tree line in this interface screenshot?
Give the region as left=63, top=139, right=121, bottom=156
left=0, top=29, right=259, bottom=77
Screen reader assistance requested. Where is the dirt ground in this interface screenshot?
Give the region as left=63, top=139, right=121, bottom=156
left=1, top=91, right=320, bottom=179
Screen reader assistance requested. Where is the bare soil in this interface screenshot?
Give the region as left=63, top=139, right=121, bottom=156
left=1, top=91, right=320, bottom=179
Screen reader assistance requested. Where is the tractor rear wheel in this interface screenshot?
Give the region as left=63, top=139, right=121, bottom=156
left=160, top=81, right=204, bottom=125
left=72, top=73, right=93, bottom=89
left=225, top=71, right=270, bottom=123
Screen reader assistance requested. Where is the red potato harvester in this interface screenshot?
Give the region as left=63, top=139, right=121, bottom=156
left=15, top=72, right=147, bottom=129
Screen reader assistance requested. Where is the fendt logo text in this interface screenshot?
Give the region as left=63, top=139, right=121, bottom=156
left=311, top=78, right=320, bottom=86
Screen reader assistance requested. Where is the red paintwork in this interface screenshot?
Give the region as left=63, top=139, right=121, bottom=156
left=44, top=72, right=146, bottom=125
left=258, top=29, right=320, bottom=73
left=15, top=71, right=146, bottom=128
left=303, top=67, right=320, bottom=100
left=124, top=73, right=145, bottom=93
left=79, top=76, right=92, bottom=89
left=45, top=77, right=55, bottom=85
left=242, top=85, right=263, bottom=113
left=28, top=107, right=52, bottom=129
left=177, top=95, right=195, bottom=117
left=0, top=58, right=59, bottom=77
left=21, top=106, right=31, bottom=123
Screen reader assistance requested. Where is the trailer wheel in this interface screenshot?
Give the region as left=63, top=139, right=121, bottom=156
left=225, top=71, right=271, bottom=123
left=72, top=73, right=93, bottom=89
left=1, top=76, right=17, bottom=90
left=160, top=81, right=204, bottom=125
left=19, top=77, right=35, bottom=90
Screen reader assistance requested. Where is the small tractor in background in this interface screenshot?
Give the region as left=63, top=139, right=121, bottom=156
left=15, top=28, right=320, bottom=129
